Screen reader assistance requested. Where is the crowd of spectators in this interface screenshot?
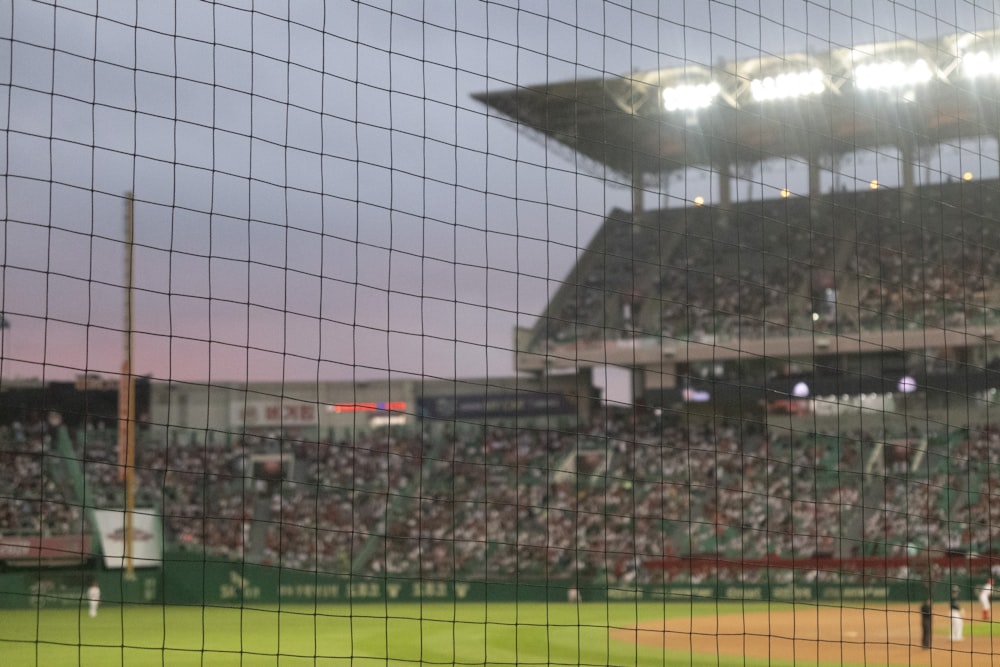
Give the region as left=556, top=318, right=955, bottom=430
left=532, top=179, right=1000, bottom=351
left=73, top=430, right=253, bottom=562
left=955, top=424, right=1000, bottom=551
left=651, top=202, right=820, bottom=342
left=0, top=420, right=83, bottom=537
left=6, top=415, right=1000, bottom=586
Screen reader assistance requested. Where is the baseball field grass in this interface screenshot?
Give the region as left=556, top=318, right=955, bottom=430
left=6, top=600, right=996, bottom=667
left=0, top=601, right=786, bottom=667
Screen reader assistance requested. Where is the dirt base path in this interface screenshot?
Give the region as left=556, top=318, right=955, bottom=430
left=612, top=603, right=1000, bottom=666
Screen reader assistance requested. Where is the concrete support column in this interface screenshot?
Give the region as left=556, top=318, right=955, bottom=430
left=631, top=366, right=645, bottom=406
left=808, top=159, right=822, bottom=198
left=901, top=143, right=916, bottom=194
left=718, top=167, right=732, bottom=209
left=632, top=167, right=646, bottom=215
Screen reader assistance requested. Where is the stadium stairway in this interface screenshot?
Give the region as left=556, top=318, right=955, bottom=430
left=247, top=492, right=271, bottom=562
left=53, top=426, right=102, bottom=548
left=836, top=466, right=867, bottom=558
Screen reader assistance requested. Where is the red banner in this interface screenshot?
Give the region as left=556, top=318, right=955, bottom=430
left=644, top=552, right=1000, bottom=576
left=332, top=401, right=407, bottom=413
left=0, top=535, right=92, bottom=563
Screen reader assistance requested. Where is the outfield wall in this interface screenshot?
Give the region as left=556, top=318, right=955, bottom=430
left=0, top=569, right=160, bottom=609
left=0, top=561, right=979, bottom=609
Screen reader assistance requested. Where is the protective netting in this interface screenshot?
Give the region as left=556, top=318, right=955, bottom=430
left=3, top=1, right=1000, bottom=665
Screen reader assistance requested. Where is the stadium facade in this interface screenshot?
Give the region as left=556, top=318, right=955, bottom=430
left=478, top=31, right=1000, bottom=421
left=146, top=372, right=592, bottom=440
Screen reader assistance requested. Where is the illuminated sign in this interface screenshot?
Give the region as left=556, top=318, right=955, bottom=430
left=681, top=386, right=711, bottom=403
left=370, top=415, right=409, bottom=427
left=330, top=401, right=407, bottom=413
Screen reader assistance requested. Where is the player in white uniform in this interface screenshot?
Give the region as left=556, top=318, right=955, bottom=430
left=951, top=588, right=964, bottom=641
left=980, top=578, right=993, bottom=621
left=87, top=581, right=101, bottom=618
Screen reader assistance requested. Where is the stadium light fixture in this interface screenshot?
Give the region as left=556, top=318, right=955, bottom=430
left=854, top=59, right=932, bottom=91
left=661, top=81, right=721, bottom=112
left=750, top=68, right=824, bottom=102
left=963, top=51, right=1000, bottom=79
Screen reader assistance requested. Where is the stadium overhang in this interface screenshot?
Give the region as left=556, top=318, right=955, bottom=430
left=474, top=31, right=1000, bottom=203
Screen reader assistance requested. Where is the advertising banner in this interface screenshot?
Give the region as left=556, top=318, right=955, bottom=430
left=93, top=508, right=162, bottom=569
left=419, top=392, right=575, bottom=420
left=231, top=399, right=319, bottom=428
left=0, top=535, right=91, bottom=565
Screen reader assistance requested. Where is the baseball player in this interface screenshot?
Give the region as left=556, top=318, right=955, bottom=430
left=87, top=581, right=101, bottom=618
left=980, top=578, right=993, bottom=621
left=920, top=597, right=933, bottom=649
left=951, top=587, right=964, bottom=641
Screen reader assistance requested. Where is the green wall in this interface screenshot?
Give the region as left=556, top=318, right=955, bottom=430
left=0, top=561, right=979, bottom=609
left=0, top=569, right=160, bottom=609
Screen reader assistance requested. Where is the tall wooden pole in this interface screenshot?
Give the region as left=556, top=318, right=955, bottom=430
left=118, top=192, right=137, bottom=579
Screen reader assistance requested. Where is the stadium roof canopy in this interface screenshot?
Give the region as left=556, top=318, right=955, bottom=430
left=475, top=31, right=1000, bottom=186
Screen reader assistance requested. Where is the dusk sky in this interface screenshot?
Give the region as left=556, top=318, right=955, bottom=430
left=1, top=0, right=995, bottom=387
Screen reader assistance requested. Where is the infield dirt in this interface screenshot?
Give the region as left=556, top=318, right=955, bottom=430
left=613, top=602, right=1000, bottom=666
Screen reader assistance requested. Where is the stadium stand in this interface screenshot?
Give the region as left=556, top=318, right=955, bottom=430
left=10, top=166, right=1000, bottom=584
left=0, top=421, right=85, bottom=539
left=529, top=179, right=1000, bottom=352
left=24, top=404, right=991, bottom=588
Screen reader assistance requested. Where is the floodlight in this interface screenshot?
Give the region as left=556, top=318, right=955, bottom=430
left=750, top=68, right=824, bottom=102
left=682, top=387, right=711, bottom=403
left=854, top=59, right=932, bottom=91
left=963, top=51, right=1000, bottom=79
left=662, top=81, right=721, bottom=112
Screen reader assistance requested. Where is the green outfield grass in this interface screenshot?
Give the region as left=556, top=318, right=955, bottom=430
left=0, top=601, right=793, bottom=667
